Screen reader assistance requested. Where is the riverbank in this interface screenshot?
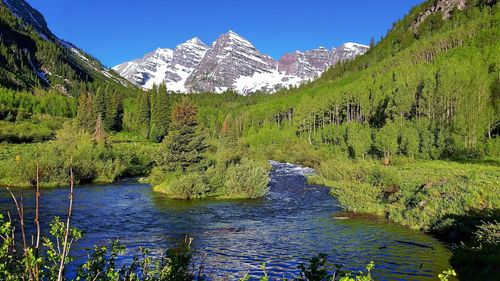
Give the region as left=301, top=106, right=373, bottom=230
left=306, top=157, right=500, bottom=280
left=0, top=129, right=158, bottom=187
left=307, top=158, right=499, bottom=230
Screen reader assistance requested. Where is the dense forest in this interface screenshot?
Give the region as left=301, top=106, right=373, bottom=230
left=0, top=0, right=499, bottom=280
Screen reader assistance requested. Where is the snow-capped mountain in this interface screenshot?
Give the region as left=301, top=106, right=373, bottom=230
left=112, top=48, right=174, bottom=88
left=331, top=43, right=370, bottom=65
left=166, top=38, right=210, bottom=92
left=278, top=43, right=370, bottom=79
left=185, top=31, right=278, bottom=93
left=113, top=38, right=210, bottom=91
left=113, top=31, right=369, bottom=94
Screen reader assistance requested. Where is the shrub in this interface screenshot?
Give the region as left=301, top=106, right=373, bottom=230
left=154, top=173, right=210, bottom=200
left=204, top=165, right=225, bottom=192
left=222, top=159, right=269, bottom=199
left=0, top=120, right=54, bottom=143
left=474, top=220, right=500, bottom=246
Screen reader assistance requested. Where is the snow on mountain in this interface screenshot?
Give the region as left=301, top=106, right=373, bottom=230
left=164, top=38, right=209, bottom=92
left=112, top=38, right=209, bottom=91
left=112, top=48, right=174, bottom=87
left=185, top=30, right=277, bottom=93
left=330, top=42, right=370, bottom=65
left=234, top=70, right=303, bottom=94
left=278, top=47, right=333, bottom=79
left=113, top=31, right=369, bottom=94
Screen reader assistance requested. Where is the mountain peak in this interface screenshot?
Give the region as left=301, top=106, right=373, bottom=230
left=185, top=37, right=205, bottom=45
left=222, top=30, right=251, bottom=45
left=341, top=42, right=369, bottom=49
left=152, top=48, right=174, bottom=58
left=114, top=32, right=368, bottom=94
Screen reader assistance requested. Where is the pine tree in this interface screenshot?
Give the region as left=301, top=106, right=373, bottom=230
left=76, top=92, right=96, bottom=132
left=369, top=36, right=375, bottom=49
left=217, top=114, right=243, bottom=167
left=149, top=83, right=170, bottom=142
left=93, top=86, right=106, bottom=118
left=94, top=113, right=106, bottom=143
left=105, top=91, right=123, bottom=132
left=158, top=98, right=207, bottom=173
left=134, top=91, right=151, bottom=139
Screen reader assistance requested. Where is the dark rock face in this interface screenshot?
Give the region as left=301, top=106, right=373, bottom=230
left=165, top=38, right=209, bottom=89
left=412, top=0, right=467, bottom=30
left=2, top=0, right=53, bottom=39
left=185, top=31, right=277, bottom=93
left=278, top=51, right=318, bottom=79
left=114, top=31, right=369, bottom=94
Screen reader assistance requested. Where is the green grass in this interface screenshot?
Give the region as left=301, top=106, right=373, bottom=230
left=0, top=130, right=158, bottom=187
left=308, top=157, right=500, bottom=231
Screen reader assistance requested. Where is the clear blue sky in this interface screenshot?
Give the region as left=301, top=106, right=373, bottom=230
left=26, top=0, right=423, bottom=67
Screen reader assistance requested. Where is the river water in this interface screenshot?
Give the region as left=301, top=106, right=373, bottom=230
left=0, top=162, right=451, bottom=280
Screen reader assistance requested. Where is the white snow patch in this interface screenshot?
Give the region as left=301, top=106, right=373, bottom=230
left=234, top=70, right=304, bottom=95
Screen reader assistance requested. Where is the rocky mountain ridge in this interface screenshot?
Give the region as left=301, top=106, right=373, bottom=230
left=113, top=31, right=369, bottom=94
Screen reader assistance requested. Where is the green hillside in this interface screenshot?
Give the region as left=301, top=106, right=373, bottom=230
left=0, top=1, right=130, bottom=93
left=189, top=0, right=499, bottom=160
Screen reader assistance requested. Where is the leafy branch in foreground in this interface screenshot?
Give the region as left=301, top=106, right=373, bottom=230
left=1, top=166, right=80, bottom=281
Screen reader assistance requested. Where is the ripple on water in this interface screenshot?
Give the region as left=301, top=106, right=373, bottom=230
left=0, top=162, right=451, bottom=280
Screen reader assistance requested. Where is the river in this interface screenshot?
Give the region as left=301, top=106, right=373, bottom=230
left=0, top=161, right=451, bottom=280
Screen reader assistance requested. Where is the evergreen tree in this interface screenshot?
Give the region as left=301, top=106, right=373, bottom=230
left=93, top=87, right=106, bottom=118
left=369, top=36, right=375, bottom=49
left=105, top=91, right=124, bottom=132
left=134, top=91, right=150, bottom=139
left=219, top=114, right=239, bottom=147
left=76, top=92, right=96, bottom=132
left=94, top=113, right=106, bottom=143
left=149, top=83, right=170, bottom=142
left=158, top=98, right=208, bottom=173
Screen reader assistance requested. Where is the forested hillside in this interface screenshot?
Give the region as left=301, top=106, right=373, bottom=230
left=183, top=0, right=499, bottom=161
left=0, top=1, right=130, bottom=93
left=0, top=0, right=142, bottom=143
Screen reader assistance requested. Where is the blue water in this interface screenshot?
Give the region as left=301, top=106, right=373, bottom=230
left=0, top=162, right=451, bottom=280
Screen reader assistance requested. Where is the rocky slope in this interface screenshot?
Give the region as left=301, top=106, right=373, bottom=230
left=113, top=31, right=369, bottom=94
left=0, top=0, right=129, bottom=92
left=278, top=43, right=369, bottom=79
left=412, top=0, right=467, bottom=30
left=185, top=31, right=278, bottom=93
